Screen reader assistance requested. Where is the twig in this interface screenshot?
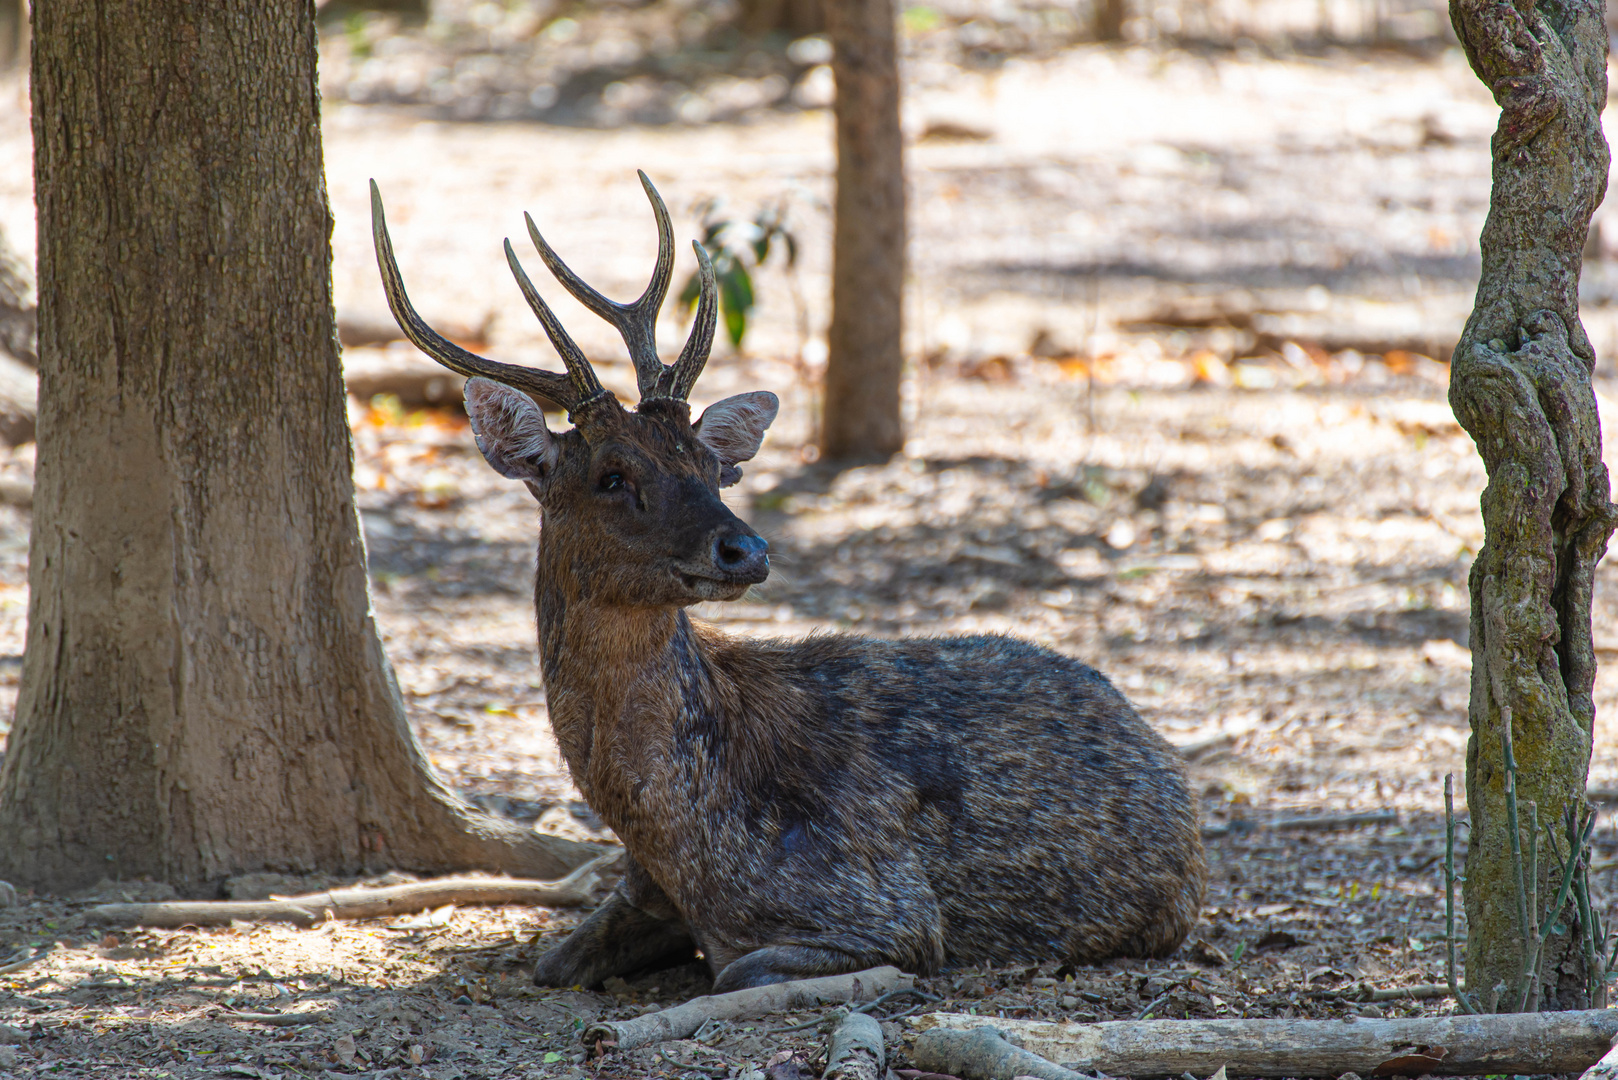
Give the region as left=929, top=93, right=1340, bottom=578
left=1444, top=775, right=1476, bottom=1013
left=84, top=854, right=615, bottom=928
left=855, top=987, right=939, bottom=1014
left=1136, top=993, right=1174, bottom=1020
left=0, top=945, right=54, bottom=976
left=1201, top=810, right=1396, bottom=839
left=585, top=966, right=912, bottom=1051
left=654, top=1047, right=730, bottom=1077
left=219, top=1010, right=331, bottom=1026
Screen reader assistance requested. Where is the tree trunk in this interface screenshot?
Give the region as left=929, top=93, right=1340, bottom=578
left=0, top=0, right=599, bottom=895
left=1449, top=0, right=1618, bottom=1010
left=0, top=0, right=24, bottom=71
left=820, top=0, right=905, bottom=462
left=1093, top=0, right=1127, bottom=41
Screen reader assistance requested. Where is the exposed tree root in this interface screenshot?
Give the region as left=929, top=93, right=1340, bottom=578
left=84, top=853, right=616, bottom=927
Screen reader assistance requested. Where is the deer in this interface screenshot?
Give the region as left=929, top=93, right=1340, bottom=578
left=368, top=173, right=1207, bottom=993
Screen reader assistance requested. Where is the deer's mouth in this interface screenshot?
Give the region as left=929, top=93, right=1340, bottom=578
left=674, top=568, right=763, bottom=601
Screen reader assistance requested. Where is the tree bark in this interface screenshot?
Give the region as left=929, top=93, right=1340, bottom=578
left=820, top=0, right=905, bottom=461
left=0, top=0, right=600, bottom=895
left=1448, top=0, right=1618, bottom=1010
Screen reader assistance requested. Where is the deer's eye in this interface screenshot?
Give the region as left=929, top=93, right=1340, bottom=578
left=599, top=471, right=627, bottom=492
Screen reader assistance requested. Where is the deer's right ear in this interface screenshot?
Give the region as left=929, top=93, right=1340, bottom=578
left=463, top=377, right=559, bottom=484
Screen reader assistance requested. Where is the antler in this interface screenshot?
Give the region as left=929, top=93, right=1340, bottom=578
left=522, top=170, right=718, bottom=402
left=370, top=180, right=608, bottom=415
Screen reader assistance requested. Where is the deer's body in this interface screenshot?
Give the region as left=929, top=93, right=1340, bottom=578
left=369, top=174, right=1207, bottom=991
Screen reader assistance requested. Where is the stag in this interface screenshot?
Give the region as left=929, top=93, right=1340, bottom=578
left=369, top=174, right=1206, bottom=992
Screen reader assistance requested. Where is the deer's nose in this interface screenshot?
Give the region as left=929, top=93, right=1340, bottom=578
left=713, top=531, right=769, bottom=576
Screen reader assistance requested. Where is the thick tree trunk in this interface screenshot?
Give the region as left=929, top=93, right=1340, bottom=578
left=1449, top=0, right=1618, bottom=1010
left=820, top=0, right=905, bottom=461
left=0, top=0, right=599, bottom=895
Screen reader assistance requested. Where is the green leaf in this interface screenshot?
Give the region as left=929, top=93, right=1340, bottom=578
left=544, top=1051, right=564, bottom=1063
left=719, top=266, right=754, bottom=346
left=678, top=271, right=702, bottom=311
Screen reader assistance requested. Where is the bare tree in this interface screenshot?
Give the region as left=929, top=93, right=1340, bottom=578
left=820, top=0, right=905, bottom=461
left=0, top=0, right=597, bottom=894
left=1449, top=0, right=1618, bottom=1009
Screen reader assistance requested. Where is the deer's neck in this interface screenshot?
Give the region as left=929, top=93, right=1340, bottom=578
left=534, top=548, right=709, bottom=802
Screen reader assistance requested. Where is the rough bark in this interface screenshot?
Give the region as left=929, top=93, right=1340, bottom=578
left=1448, top=0, right=1618, bottom=1010
left=820, top=0, right=905, bottom=461
left=0, top=0, right=601, bottom=895
left=910, top=1009, right=1618, bottom=1078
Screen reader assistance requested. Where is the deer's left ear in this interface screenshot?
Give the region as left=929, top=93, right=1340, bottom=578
left=694, top=391, right=779, bottom=486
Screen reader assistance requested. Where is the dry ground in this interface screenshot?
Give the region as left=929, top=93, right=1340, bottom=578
left=2, top=19, right=1618, bottom=1080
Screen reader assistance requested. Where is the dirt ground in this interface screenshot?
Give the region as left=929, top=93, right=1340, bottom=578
left=4, top=10, right=1618, bottom=1079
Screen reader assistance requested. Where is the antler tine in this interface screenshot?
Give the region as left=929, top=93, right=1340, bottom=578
left=663, top=240, right=718, bottom=401
left=503, top=240, right=607, bottom=403
left=370, top=180, right=585, bottom=412
left=523, top=169, right=676, bottom=399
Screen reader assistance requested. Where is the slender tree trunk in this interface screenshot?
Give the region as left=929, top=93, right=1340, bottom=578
left=0, top=0, right=598, bottom=895
left=1449, top=0, right=1617, bottom=1010
left=1093, top=0, right=1127, bottom=41
left=820, top=0, right=904, bottom=462
left=0, top=0, right=24, bottom=71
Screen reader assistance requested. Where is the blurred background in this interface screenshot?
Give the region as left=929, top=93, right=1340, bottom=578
left=1, top=0, right=1618, bottom=841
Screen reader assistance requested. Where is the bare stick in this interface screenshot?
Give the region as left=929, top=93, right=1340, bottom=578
left=0, top=945, right=53, bottom=976
left=585, top=967, right=912, bottom=1051
left=84, top=854, right=614, bottom=928
left=219, top=1011, right=332, bottom=1026
left=1444, top=774, right=1476, bottom=1013
left=825, top=1011, right=885, bottom=1080
left=1200, top=810, right=1397, bottom=839
left=912, top=1008, right=1618, bottom=1078
left=912, top=1025, right=1087, bottom=1080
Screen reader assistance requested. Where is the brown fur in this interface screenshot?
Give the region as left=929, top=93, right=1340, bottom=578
left=368, top=180, right=1206, bottom=992
left=474, top=394, right=1206, bottom=991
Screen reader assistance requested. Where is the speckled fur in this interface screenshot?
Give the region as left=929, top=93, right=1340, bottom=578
left=491, top=395, right=1205, bottom=991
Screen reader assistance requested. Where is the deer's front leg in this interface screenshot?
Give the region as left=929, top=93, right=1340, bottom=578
left=532, top=861, right=697, bottom=988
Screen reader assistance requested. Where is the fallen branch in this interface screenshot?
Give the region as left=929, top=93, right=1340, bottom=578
left=912, top=1025, right=1084, bottom=1080
left=219, top=1010, right=332, bottom=1026
left=0, top=945, right=54, bottom=976
left=1201, top=810, right=1396, bottom=839
left=587, top=966, right=912, bottom=1052
left=909, top=1008, right=1618, bottom=1078
left=84, top=853, right=613, bottom=928
left=825, top=1011, right=886, bottom=1080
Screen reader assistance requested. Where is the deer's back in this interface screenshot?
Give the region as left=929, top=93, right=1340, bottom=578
left=706, top=631, right=1205, bottom=966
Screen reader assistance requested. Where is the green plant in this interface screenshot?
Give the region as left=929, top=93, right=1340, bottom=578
left=679, top=198, right=798, bottom=350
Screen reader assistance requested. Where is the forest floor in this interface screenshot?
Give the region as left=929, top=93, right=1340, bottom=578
left=5, top=11, right=1618, bottom=1080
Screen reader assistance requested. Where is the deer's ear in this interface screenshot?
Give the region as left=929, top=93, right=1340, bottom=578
left=694, top=391, right=778, bottom=487
left=464, top=377, right=558, bottom=484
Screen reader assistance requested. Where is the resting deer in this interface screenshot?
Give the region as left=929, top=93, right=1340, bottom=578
left=369, top=174, right=1206, bottom=992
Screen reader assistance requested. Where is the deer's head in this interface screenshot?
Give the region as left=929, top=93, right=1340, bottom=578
left=370, top=174, right=777, bottom=607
